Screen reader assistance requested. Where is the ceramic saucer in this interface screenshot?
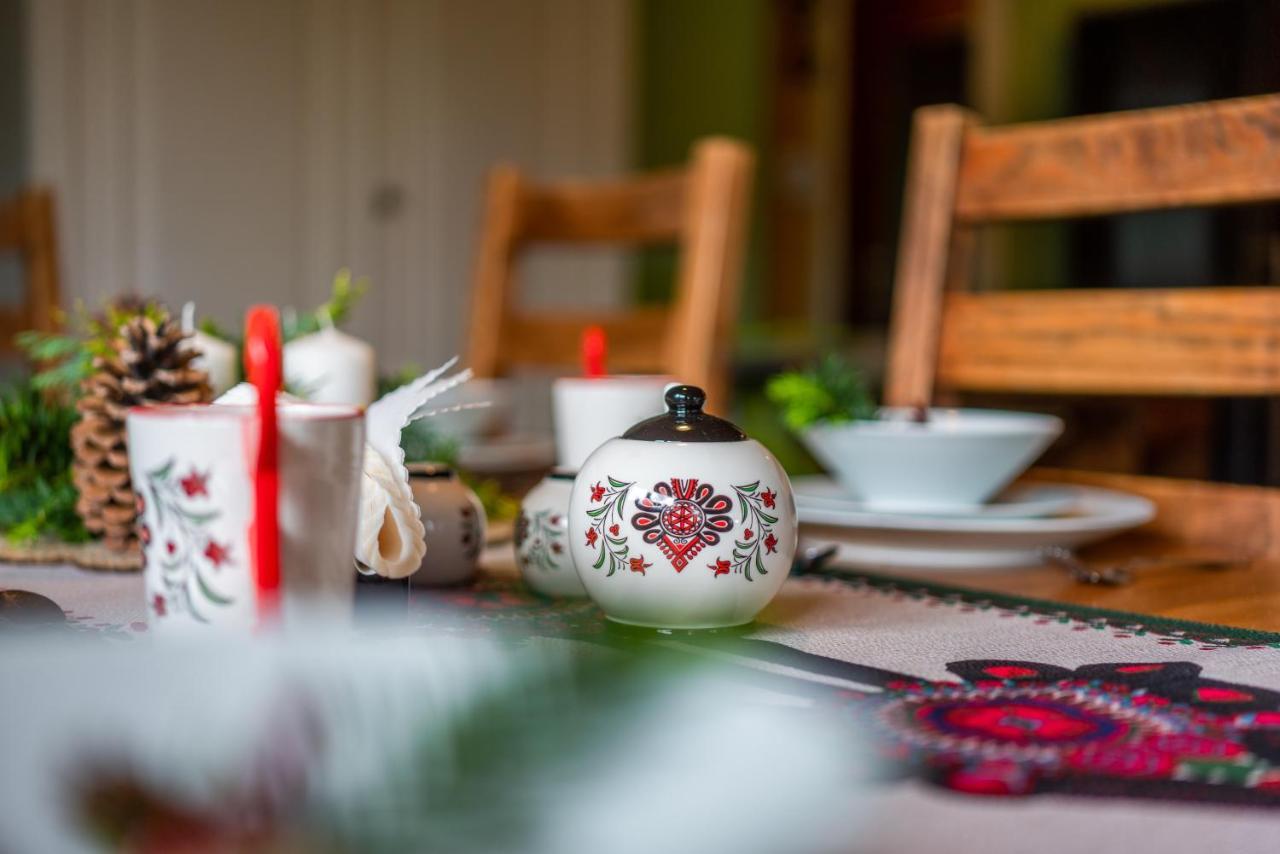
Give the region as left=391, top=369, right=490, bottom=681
left=794, top=477, right=1154, bottom=570
left=793, top=477, right=1077, bottom=519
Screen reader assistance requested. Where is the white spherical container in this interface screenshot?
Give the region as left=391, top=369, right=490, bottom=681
left=407, top=464, right=485, bottom=587
left=568, top=386, right=796, bottom=630
left=516, top=471, right=585, bottom=598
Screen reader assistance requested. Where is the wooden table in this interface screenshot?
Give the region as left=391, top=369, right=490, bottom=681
left=889, top=531, right=1280, bottom=632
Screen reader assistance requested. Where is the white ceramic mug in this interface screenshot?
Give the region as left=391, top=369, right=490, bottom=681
left=127, top=403, right=365, bottom=633
left=552, top=376, right=670, bottom=470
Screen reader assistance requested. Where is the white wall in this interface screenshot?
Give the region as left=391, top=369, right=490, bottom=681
left=27, top=0, right=631, bottom=370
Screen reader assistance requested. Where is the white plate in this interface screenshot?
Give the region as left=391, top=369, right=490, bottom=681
left=794, top=477, right=1077, bottom=519
left=795, top=478, right=1154, bottom=570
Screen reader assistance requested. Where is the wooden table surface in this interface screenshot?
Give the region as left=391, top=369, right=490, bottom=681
left=879, top=531, right=1280, bottom=633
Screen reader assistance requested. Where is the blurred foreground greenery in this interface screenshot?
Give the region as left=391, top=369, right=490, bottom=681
left=0, top=380, right=87, bottom=544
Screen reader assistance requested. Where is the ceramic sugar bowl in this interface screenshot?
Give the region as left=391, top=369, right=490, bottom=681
left=407, top=463, right=485, bottom=587
left=568, top=385, right=797, bottom=630
left=516, top=471, right=583, bottom=597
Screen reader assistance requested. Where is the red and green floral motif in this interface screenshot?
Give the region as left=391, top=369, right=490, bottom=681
left=144, top=459, right=235, bottom=622
left=583, top=477, right=635, bottom=576
left=792, top=652, right=1280, bottom=805
left=724, top=481, right=780, bottom=581
left=516, top=509, right=566, bottom=573
left=630, top=478, right=734, bottom=572
left=584, top=475, right=784, bottom=580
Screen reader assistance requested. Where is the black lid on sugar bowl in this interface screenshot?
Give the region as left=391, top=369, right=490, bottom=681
left=622, top=385, right=747, bottom=443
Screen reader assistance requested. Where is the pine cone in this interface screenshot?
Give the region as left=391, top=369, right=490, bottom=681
left=72, top=314, right=212, bottom=553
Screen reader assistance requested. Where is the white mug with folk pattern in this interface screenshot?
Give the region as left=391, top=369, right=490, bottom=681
left=127, top=403, right=364, bottom=633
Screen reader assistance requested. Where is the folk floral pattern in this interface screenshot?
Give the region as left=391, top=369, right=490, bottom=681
left=583, top=475, right=784, bottom=580
left=461, top=504, right=482, bottom=561
left=516, top=509, right=566, bottom=573
left=583, top=477, right=635, bottom=576
left=630, top=479, right=734, bottom=572
left=143, top=459, right=235, bottom=622
left=769, top=648, right=1280, bottom=806
left=725, top=482, right=780, bottom=581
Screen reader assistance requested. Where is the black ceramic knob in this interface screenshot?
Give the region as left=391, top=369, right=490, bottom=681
left=623, top=383, right=746, bottom=443
left=665, top=384, right=705, bottom=415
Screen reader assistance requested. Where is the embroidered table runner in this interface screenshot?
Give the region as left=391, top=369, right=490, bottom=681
left=4, top=556, right=1280, bottom=851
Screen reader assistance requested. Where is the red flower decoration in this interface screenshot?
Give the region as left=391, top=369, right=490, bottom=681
left=152, top=594, right=167, bottom=617
left=551, top=542, right=563, bottom=554
left=629, top=557, right=651, bottom=575
left=744, top=528, right=753, bottom=540
left=166, top=540, right=177, bottom=555
left=585, top=528, right=599, bottom=547
left=709, top=558, right=731, bottom=577
left=761, top=488, right=776, bottom=509
left=609, top=524, right=620, bottom=536
left=180, top=469, right=209, bottom=498
left=589, top=482, right=606, bottom=502
left=203, top=539, right=232, bottom=568
left=139, top=524, right=152, bottom=545
left=763, top=532, right=778, bottom=554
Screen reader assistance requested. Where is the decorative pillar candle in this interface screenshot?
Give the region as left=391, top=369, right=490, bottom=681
left=182, top=303, right=238, bottom=397
left=552, top=375, right=670, bottom=470
left=283, top=318, right=376, bottom=407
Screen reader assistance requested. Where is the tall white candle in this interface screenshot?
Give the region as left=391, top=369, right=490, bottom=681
left=181, top=303, right=238, bottom=397
left=283, top=319, right=376, bottom=407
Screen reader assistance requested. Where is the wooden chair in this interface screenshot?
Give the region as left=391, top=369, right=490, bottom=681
left=465, top=138, right=755, bottom=410
left=884, top=94, right=1280, bottom=559
left=0, top=187, right=61, bottom=352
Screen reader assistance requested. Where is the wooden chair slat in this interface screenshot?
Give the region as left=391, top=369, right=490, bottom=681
left=1022, top=468, right=1280, bottom=560
left=0, top=188, right=61, bottom=353
left=955, top=93, right=1280, bottom=221
left=0, top=204, right=19, bottom=249
left=502, top=308, right=671, bottom=373
left=517, top=171, right=686, bottom=244
left=885, top=105, right=975, bottom=408
left=465, top=138, right=754, bottom=411
left=936, top=288, right=1280, bottom=396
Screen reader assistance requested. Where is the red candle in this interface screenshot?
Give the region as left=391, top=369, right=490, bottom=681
left=582, top=325, right=607, bottom=378
left=245, top=306, right=282, bottom=626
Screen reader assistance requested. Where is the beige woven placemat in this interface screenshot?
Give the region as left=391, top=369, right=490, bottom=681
left=0, top=538, right=141, bottom=572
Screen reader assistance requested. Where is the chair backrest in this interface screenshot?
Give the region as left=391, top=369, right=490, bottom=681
left=885, top=94, right=1280, bottom=407
left=465, top=138, right=755, bottom=409
left=0, top=187, right=61, bottom=351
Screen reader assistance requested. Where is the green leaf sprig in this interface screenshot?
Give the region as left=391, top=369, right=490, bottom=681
left=16, top=298, right=167, bottom=395
left=0, top=380, right=88, bottom=543
left=765, top=354, right=878, bottom=431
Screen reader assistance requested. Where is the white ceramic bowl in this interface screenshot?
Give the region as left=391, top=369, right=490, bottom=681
left=801, top=408, right=1063, bottom=513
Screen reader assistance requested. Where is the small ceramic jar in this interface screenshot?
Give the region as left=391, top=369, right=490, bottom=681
left=516, top=471, right=585, bottom=598
left=568, top=385, right=796, bottom=630
left=407, top=463, right=485, bottom=587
